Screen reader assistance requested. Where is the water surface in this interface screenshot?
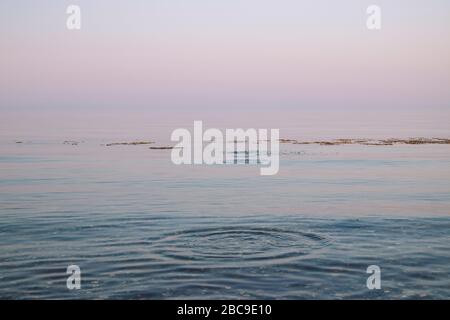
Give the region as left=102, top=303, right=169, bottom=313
left=0, top=137, right=449, bottom=299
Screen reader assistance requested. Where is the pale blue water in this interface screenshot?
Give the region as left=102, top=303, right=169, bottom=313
left=0, top=139, right=449, bottom=299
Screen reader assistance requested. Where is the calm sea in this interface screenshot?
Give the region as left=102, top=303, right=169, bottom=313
left=0, top=120, right=449, bottom=299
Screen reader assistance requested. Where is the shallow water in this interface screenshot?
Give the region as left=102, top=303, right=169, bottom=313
left=0, top=139, right=449, bottom=299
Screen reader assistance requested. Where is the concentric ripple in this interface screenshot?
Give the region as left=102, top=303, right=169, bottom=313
left=152, top=226, right=331, bottom=267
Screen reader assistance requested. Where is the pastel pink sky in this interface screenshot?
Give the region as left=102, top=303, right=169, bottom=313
left=1, top=0, right=450, bottom=136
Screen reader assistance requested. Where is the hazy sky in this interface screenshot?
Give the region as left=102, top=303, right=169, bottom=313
left=1, top=0, right=450, bottom=120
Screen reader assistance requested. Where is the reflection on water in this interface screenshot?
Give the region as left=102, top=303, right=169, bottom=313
left=0, top=139, right=449, bottom=299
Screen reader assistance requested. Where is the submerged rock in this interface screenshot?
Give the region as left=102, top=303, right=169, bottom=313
left=380, top=138, right=450, bottom=145
left=279, top=138, right=298, bottom=144
left=149, top=146, right=176, bottom=150
left=63, top=140, right=80, bottom=146
left=106, top=141, right=154, bottom=146
left=282, top=137, right=450, bottom=146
